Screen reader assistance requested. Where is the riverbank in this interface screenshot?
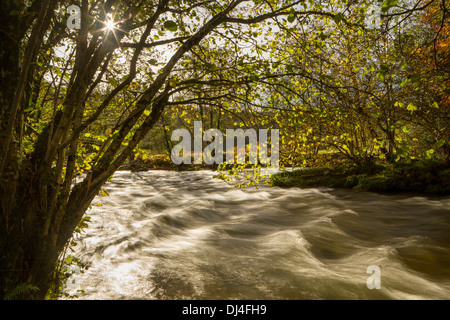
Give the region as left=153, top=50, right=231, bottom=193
left=269, top=160, right=450, bottom=195
left=120, top=155, right=450, bottom=195
left=119, top=154, right=219, bottom=171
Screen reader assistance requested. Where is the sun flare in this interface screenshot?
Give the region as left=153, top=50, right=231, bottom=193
left=105, top=19, right=115, bottom=31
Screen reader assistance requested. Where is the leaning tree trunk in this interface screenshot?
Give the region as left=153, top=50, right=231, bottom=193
left=0, top=0, right=242, bottom=299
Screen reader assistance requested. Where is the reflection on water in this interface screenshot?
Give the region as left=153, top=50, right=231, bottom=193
left=70, top=170, right=450, bottom=299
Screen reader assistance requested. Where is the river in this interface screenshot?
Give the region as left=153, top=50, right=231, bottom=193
left=68, top=170, right=450, bottom=299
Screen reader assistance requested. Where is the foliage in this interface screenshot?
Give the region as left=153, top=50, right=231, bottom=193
left=262, top=0, right=450, bottom=171
left=3, top=283, right=40, bottom=300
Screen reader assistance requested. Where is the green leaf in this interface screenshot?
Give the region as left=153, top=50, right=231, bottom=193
left=407, top=103, right=417, bottom=112
left=287, top=13, right=295, bottom=23
left=108, top=78, right=117, bottom=87
left=436, top=139, right=446, bottom=148
left=394, top=101, right=405, bottom=108
left=410, top=74, right=420, bottom=83
left=376, top=72, right=385, bottom=81
left=379, top=65, right=388, bottom=73
left=382, top=0, right=399, bottom=12
left=23, top=141, right=33, bottom=149
left=425, top=148, right=435, bottom=158
left=206, top=63, right=218, bottom=71
left=163, top=20, right=178, bottom=32
left=249, top=74, right=260, bottom=82
left=376, top=65, right=388, bottom=81
left=400, top=78, right=408, bottom=87
left=333, top=13, right=343, bottom=24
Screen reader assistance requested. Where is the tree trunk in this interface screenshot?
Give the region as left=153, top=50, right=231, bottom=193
left=0, top=1, right=24, bottom=298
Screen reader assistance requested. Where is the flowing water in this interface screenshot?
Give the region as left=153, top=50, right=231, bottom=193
left=69, top=170, right=450, bottom=300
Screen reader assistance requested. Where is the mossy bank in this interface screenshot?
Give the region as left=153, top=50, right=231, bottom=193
left=269, top=160, right=450, bottom=195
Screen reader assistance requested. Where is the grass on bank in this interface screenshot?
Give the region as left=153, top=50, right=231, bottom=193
left=269, top=160, right=450, bottom=195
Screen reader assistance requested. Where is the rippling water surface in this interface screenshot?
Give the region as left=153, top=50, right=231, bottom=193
left=70, top=170, right=450, bottom=299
